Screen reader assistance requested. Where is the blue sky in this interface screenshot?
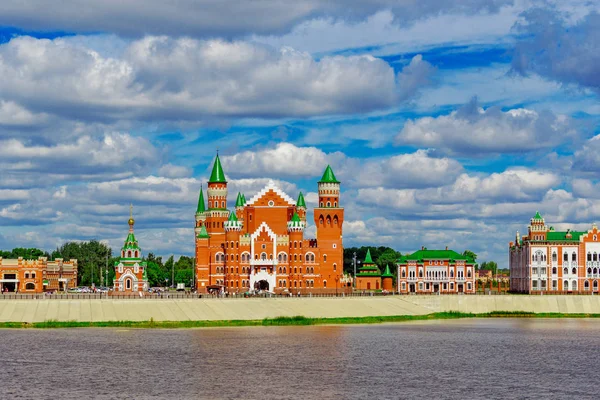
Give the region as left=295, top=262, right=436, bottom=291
left=0, top=0, right=599, bottom=267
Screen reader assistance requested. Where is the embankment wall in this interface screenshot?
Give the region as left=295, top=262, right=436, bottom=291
left=1, top=295, right=599, bottom=323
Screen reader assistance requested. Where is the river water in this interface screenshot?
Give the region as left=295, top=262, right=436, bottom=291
left=1, top=319, right=599, bottom=399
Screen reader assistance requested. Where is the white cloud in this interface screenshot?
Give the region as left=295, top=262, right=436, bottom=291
left=512, top=7, right=600, bottom=91
left=222, top=143, right=333, bottom=178
left=397, top=97, right=577, bottom=155
left=0, top=132, right=158, bottom=180
left=354, top=150, right=463, bottom=188
left=573, top=134, right=600, bottom=174
left=0, top=36, right=433, bottom=123
left=158, top=164, right=192, bottom=179
left=0, top=0, right=512, bottom=39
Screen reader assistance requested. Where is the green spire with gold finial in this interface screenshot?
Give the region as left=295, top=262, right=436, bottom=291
left=228, top=210, right=238, bottom=222
left=209, top=153, right=227, bottom=183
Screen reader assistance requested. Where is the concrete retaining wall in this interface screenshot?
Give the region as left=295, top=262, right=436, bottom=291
left=1, top=295, right=600, bottom=323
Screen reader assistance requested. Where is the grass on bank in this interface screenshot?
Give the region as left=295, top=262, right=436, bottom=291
left=3, top=311, right=600, bottom=329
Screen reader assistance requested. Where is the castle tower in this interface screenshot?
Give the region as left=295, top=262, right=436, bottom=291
left=195, top=223, right=210, bottom=291
left=528, top=211, right=548, bottom=241
left=114, top=205, right=148, bottom=293
left=314, top=165, right=344, bottom=288
left=195, top=185, right=207, bottom=236
left=381, top=264, right=394, bottom=291
left=206, top=153, right=229, bottom=236
left=296, top=192, right=306, bottom=221
left=288, top=212, right=305, bottom=287
left=235, top=192, right=245, bottom=221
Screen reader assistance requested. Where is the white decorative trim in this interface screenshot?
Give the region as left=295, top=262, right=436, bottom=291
left=246, top=180, right=296, bottom=206
left=251, top=222, right=277, bottom=265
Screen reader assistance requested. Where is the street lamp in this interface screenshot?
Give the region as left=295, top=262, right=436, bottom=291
left=353, top=252, right=357, bottom=290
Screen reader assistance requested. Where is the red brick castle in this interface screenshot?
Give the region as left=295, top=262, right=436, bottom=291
left=194, top=154, right=344, bottom=294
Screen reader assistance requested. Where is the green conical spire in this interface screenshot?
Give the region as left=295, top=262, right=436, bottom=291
left=382, top=264, right=394, bottom=278
left=235, top=192, right=244, bottom=207
left=319, top=165, right=340, bottom=183
left=534, top=211, right=542, bottom=220
left=297, top=192, right=306, bottom=208
left=241, top=194, right=246, bottom=204
left=197, top=224, right=210, bottom=239
left=209, top=154, right=227, bottom=183
left=364, top=249, right=373, bottom=264
left=196, top=186, right=206, bottom=213
left=291, top=212, right=301, bottom=222
left=228, top=211, right=238, bottom=221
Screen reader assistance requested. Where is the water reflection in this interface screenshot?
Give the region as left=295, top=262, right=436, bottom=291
left=2, top=319, right=600, bottom=399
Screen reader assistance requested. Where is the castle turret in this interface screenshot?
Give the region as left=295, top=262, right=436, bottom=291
left=296, top=192, right=306, bottom=221
left=314, top=165, right=344, bottom=287
left=206, top=153, right=229, bottom=236
left=195, top=185, right=207, bottom=235
left=195, top=223, right=210, bottom=290
left=382, top=264, right=394, bottom=291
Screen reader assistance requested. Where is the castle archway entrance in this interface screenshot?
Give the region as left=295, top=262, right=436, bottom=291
left=255, top=280, right=269, bottom=291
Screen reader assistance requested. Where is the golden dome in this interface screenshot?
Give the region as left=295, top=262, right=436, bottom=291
left=128, top=217, right=135, bottom=226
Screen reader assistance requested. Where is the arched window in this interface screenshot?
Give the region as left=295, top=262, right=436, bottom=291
left=585, top=280, right=590, bottom=290
left=294, top=267, right=297, bottom=274
left=221, top=201, right=225, bottom=208
left=333, top=216, right=338, bottom=225
left=467, top=270, right=472, bottom=278
left=572, top=252, right=577, bottom=262
left=128, top=250, right=132, bottom=258
left=334, top=202, right=337, bottom=207
left=326, top=216, right=332, bottom=226
left=595, top=253, right=598, bottom=262
left=563, top=267, right=568, bottom=275
left=323, top=254, right=327, bottom=262
left=327, top=202, right=331, bottom=207
left=572, top=267, right=577, bottom=275
left=588, top=252, right=592, bottom=262
left=208, top=201, right=212, bottom=208
left=320, top=202, right=323, bottom=207
left=294, top=241, right=297, bottom=249
left=595, top=280, right=598, bottom=290
left=333, top=263, right=337, bottom=272
left=552, top=267, right=557, bottom=274
left=25, top=282, right=35, bottom=290
left=261, top=252, right=267, bottom=260
left=126, top=279, right=131, bottom=290
left=572, top=280, right=578, bottom=291
left=31, top=272, right=35, bottom=278
left=564, top=280, right=569, bottom=290
left=588, top=267, right=592, bottom=275
left=553, top=252, right=557, bottom=262
left=401, top=269, right=406, bottom=278
left=564, top=253, right=568, bottom=262
left=419, top=269, right=423, bottom=278
left=319, top=216, right=324, bottom=226
left=450, top=270, right=454, bottom=278
left=323, top=280, right=327, bottom=288
left=24, top=273, right=29, bottom=279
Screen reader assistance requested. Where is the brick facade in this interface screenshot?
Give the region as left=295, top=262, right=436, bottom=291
left=195, top=156, right=344, bottom=294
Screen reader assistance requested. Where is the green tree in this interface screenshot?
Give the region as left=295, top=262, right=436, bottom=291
left=175, top=268, right=194, bottom=285
left=53, top=240, right=112, bottom=286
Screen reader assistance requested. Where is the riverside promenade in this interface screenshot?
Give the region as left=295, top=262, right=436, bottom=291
left=1, top=295, right=600, bottom=323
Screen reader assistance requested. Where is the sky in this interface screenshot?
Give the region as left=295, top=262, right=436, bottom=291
left=0, top=0, right=599, bottom=267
